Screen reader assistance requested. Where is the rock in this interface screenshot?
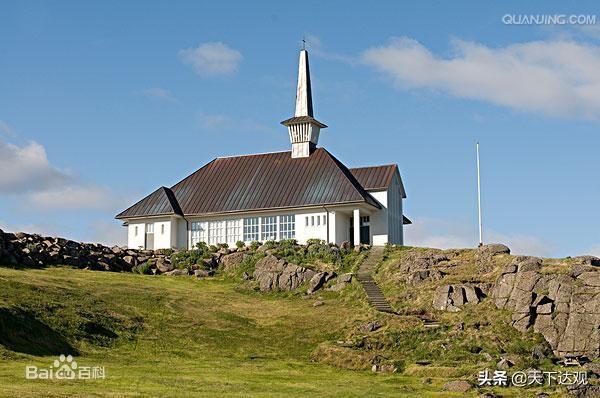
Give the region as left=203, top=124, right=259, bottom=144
left=164, top=269, right=188, bottom=276
left=221, top=251, right=247, bottom=271
left=194, top=269, right=210, bottom=278
left=256, top=244, right=270, bottom=253
left=327, top=281, right=349, bottom=292
left=339, top=273, right=353, bottom=283
left=584, top=362, right=600, bottom=377
left=340, top=241, right=352, bottom=252
left=371, top=364, right=397, bottom=373
left=253, top=255, right=316, bottom=292
left=313, top=300, right=324, bottom=307
left=497, top=357, right=514, bottom=369
left=202, top=257, right=218, bottom=270
left=242, top=271, right=251, bottom=280
left=442, top=380, right=471, bottom=393
left=360, top=321, right=382, bottom=333
left=155, top=257, right=174, bottom=273
left=573, top=256, right=600, bottom=267
left=476, top=243, right=510, bottom=260
left=531, top=345, right=547, bottom=361
left=434, top=284, right=482, bottom=311
left=307, top=272, right=329, bottom=294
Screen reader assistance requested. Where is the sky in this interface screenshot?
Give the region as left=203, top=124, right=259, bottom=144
left=1, top=1, right=599, bottom=257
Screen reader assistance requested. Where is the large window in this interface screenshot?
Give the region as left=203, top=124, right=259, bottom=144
left=208, top=221, right=226, bottom=245
left=226, top=219, right=241, bottom=244
left=243, top=217, right=259, bottom=242
left=191, top=221, right=207, bottom=247
left=279, top=215, right=295, bottom=239
left=261, top=216, right=277, bottom=241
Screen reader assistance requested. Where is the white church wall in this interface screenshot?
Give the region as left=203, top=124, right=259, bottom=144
left=128, top=222, right=146, bottom=249
left=370, top=190, right=389, bottom=246
left=152, top=218, right=172, bottom=250
left=294, top=210, right=329, bottom=244
left=334, top=211, right=350, bottom=243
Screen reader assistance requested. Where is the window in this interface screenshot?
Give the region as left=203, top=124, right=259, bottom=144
left=145, top=223, right=154, bottom=233
left=305, top=216, right=309, bottom=226
left=311, top=216, right=314, bottom=226
left=226, top=219, right=242, bottom=244
left=361, top=216, right=370, bottom=225
left=191, top=221, right=207, bottom=247
left=316, top=216, right=320, bottom=226
left=243, top=217, right=259, bottom=242
left=134, top=226, right=138, bottom=236
left=261, top=216, right=277, bottom=241
left=323, top=215, right=327, bottom=225
left=279, top=215, right=295, bottom=239
left=161, top=224, right=165, bottom=234
left=208, top=221, right=226, bottom=245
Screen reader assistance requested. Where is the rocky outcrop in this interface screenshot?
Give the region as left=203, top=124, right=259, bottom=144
left=433, top=284, right=486, bottom=312
left=0, top=229, right=162, bottom=272
left=221, top=251, right=248, bottom=272
left=492, top=256, right=600, bottom=359
left=253, top=255, right=317, bottom=292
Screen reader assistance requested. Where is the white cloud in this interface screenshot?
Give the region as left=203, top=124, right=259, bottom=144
left=139, top=87, right=178, bottom=102
left=178, top=42, right=242, bottom=76
left=0, top=137, right=118, bottom=210
left=405, top=217, right=553, bottom=257
left=0, top=139, right=69, bottom=193
left=197, top=112, right=230, bottom=129
left=25, top=185, right=118, bottom=211
left=362, top=37, right=600, bottom=119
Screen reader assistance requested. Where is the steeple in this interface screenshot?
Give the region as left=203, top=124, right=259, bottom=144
left=281, top=49, right=327, bottom=158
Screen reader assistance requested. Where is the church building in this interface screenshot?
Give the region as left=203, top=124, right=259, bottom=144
left=116, top=49, right=410, bottom=249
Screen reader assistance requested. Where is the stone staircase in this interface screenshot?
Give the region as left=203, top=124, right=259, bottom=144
left=356, top=246, right=396, bottom=314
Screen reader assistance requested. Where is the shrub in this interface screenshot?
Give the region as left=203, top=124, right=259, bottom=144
left=170, top=245, right=212, bottom=270
left=209, top=245, right=218, bottom=253
left=306, top=238, right=325, bottom=246
left=218, top=243, right=228, bottom=249
left=263, top=240, right=278, bottom=249
left=249, top=241, right=261, bottom=251
left=133, top=261, right=153, bottom=275
left=235, top=241, right=245, bottom=249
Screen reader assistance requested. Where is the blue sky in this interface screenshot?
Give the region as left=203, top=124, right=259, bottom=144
left=1, top=1, right=599, bottom=257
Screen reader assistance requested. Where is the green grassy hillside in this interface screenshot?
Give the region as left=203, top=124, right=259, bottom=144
left=0, top=261, right=573, bottom=397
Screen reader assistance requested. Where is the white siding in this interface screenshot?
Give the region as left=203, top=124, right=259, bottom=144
left=128, top=222, right=145, bottom=249
left=370, top=190, right=389, bottom=246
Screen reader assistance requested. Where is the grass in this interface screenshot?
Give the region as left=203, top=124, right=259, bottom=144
left=0, top=256, right=575, bottom=397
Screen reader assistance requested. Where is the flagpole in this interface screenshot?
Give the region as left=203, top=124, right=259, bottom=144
left=477, top=142, right=483, bottom=247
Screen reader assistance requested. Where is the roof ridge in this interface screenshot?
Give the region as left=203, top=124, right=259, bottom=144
left=349, top=164, right=397, bottom=170
left=216, top=150, right=290, bottom=159
left=320, top=149, right=381, bottom=209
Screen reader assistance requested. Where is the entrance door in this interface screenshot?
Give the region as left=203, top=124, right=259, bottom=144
left=145, top=223, right=154, bottom=250
left=349, top=216, right=371, bottom=245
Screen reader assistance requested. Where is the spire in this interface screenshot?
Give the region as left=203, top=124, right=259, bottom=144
left=281, top=48, right=327, bottom=158
left=295, top=49, right=313, bottom=117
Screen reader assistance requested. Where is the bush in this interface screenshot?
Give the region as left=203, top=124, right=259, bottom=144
left=249, top=241, right=261, bottom=251
left=209, top=245, right=218, bottom=253
left=235, top=241, right=245, bottom=249
left=218, top=243, right=228, bottom=249
left=170, top=245, right=212, bottom=270
left=133, top=261, right=153, bottom=275
left=306, top=238, right=325, bottom=246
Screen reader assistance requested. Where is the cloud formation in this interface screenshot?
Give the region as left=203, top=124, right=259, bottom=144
left=0, top=137, right=118, bottom=210
left=363, top=37, right=600, bottom=119
left=139, top=87, right=178, bottom=102
left=179, top=42, right=242, bottom=76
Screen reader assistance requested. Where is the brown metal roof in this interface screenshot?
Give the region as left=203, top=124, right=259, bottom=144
left=115, top=187, right=182, bottom=219
left=116, top=148, right=381, bottom=219
left=349, top=165, right=398, bottom=190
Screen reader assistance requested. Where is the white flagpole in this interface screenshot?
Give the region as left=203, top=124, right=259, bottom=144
left=476, top=142, right=483, bottom=247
